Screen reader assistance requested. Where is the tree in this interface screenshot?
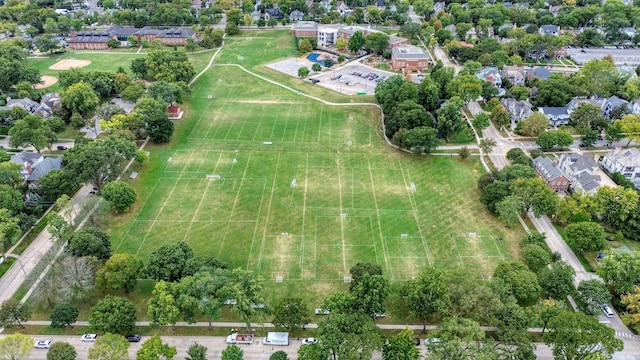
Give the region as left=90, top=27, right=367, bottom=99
left=516, top=113, right=549, bottom=137
left=38, top=170, right=76, bottom=202
left=594, top=185, right=639, bottom=225
left=493, top=261, right=541, bottom=304
left=148, top=280, right=181, bottom=329
left=0, top=184, right=23, bottom=215
left=350, top=273, right=389, bottom=320
left=88, top=295, right=137, bottom=334
left=312, top=63, right=322, bottom=73
left=186, top=343, right=207, bottom=360
left=570, top=103, right=606, bottom=132
left=36, top=33, right=61, bottom=54
left=147, top=241, right=194, bottom=282
left=580, top=129, right=599, bottom=147
left=446, top=74, right=482, bottom=102
left=107, top=38, right=121, bottom=49
left=0, top=209, right=21, bottom=257
left=298, top=343, right=329, bottom=360
left=605, top=122, right=624, bottom=145
left=490, top=104, right=511, bottom=129
left=298, top=67, right=310, bottom=78
left=402, top=268, right=451, bottom=329
left=136, top=335, right=177, bottom=360
left=616, top=114, right=640, bottom=146
left=335, top=37, right=348, bottom=51
left=317, top=312, right=382, bottom=360
left=270, top=351, right=288, bottom=360
left=147, top=81, right=188, bottom=105
left=544, top=311, right=623, bottom=359
left=510, top=86, right=530, bottom=101
left=272, top=297, right=310, bottom=332
left=348, top=31, right=365, bottom=53
left=365, top=32, right=390, bottom=55
left=68, top=227, right=111, bottom=259
left=0, top=334, right=33, bottom=360
left=47, top=342, right=77, bottom=360
left=521, top=244, right=551, bottom=272
left=436, top=97, right=465, bottom=142
left=50, top=302, right=79, bottom=328
left=458, top=146, right=470, bottom=160
left=298, top=38, right=313, bottom=54
left=88, top=333, right=129, bottom=360
left=621, top=285, right=640, bottom=333
left=533, top=299, right=565, bottom=335
left=121, top=83, right=145, bottom=102
left=479, top=138, right=497, bottom=154
left=144, top=50, right=196, bottom=83
left=534, top=74, right=575, bottom=107
left=222, top=345, right=243, bottom=360
left=426, top=317, right=490, bottom=359
left=8, top=114, right=56, bottom=152
left=596, top=250, right=640, bottom=295
left=576, top=58, right=617, bottom=97
left=472, top=113, right=490, bottom=130
left=61, top=136, right=137, bottom=192
left=496, top=195, right=525, bottom=227
left=536, top=130, right=574, bottom=151
left=538, top=261, right=576, bottom=300
left=95, top=253, right=144, bottom=293
left=565, top=222, right=606, bottom=252
left=511, top=177, right=557, bottom=217
left=0, top=299, right=31, bottom=328
left=578, top=279, right=611, bottom=312
left=134, top=97, right=173, bottom=143
left=445, top=268, right=503, bottom=325
left=47, top=213, right=69, bottom=242
left=61, top=81, right=101, bottom=116
left=383, top=328, right=420, bottom=360
left=101, top=181, right=137, bottom=212
left=131, top=58, right=147, bottom=78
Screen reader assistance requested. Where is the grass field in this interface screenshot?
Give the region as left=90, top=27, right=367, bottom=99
left=105, top=30, right=524, bottom=312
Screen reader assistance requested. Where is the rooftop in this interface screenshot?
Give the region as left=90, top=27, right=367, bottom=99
left=392, top=45, right=428, bottom=59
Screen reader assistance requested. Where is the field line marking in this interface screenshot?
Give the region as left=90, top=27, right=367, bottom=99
left=368, top=216, right=380, bottom=264
left=366, top=158, right=391, bottom=275
left=336, top=156, right=346, bottom=272
left=452, top=235, right=465, bottom=266
left=135, top=150, right=195, bottom=256
left=182, top=151, right=223, bottom=241
left=317, top=103, right=322, bottom=144
left=257, top=153, right=281, bottom=270
left=114, top=177, right=162, bottom=252
left=203, top=102, right=227, bottom=140
left=300, top=153, right=309, bottom=276
left=219, top=151, right=253, bottom=258
left=252, top=104, right=267, bottom=141
left=351, top=168, right=355, bottom=209
left=489, top=235, right=506, bottom=260
left=223, top=104, right=239, bottom=141
left=188, top=101, right=216, bottom=140
left=397, top=160, right=433, bottom=266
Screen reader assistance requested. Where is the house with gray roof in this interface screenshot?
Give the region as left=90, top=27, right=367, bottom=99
left=602, top=147, right=640, bottom=189
left=501, top=98, right=533, bottom=129
left=501, top=66, right=526, bottom=86
left=539, top=24, right=559, bottom=36
left=1, top=93, right=60, bottom=119
left=567, top=97, right=605, bottom=115
left=476, top=67, right=502, bottom=88
left=527, top=66, right=551, bottom=80
left=289, top=10, right=304, bottom=22
left=557, top=153, right=602, bottom=195
left=10, top=152, right=62, bottom=187
left=68, top=32, right=112, bottom=49
left=391, top=45, right=429, bottom=70
left=538, top=106, right=570, bottom=126
left=533, top=156, right=570, bottom=193
left=602, top=95, right=631, bottom=119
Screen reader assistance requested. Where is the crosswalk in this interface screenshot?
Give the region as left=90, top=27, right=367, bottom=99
left=616, top=331, right=637, bottom=339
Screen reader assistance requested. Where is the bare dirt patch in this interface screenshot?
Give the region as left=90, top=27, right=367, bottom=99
left=34, top=75, right=58, bottom=89
left=49, top=59, right=91, bottom=70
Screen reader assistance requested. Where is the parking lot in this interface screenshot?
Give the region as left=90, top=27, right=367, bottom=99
left=310, top=63, right=397, bottom=96
left=566, top=47, right=640, bottom=66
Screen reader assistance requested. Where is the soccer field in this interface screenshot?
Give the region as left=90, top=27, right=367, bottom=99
left=110, top=33, right=524, bottom=306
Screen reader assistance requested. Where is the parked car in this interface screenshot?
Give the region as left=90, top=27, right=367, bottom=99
left=56, top=145, right=67, bottom=150
left=310, top=78, right=320, bottom=84
left=126, top=334, right=141, bottom=342
left=601, top=304, right=614, bottom=318
left=302, top=338, right=318, bottom=345
left=81, top=334, right=98, bottom=342
left=34, top=340, right=51, bottom=349
left=314, top=308, right=330, bottom=315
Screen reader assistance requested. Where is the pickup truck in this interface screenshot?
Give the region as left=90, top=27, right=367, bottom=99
left=227, top=332, right=254, bottom=344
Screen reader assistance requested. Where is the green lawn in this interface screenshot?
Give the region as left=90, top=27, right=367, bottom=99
left=101, top=30, right=524, bottom=318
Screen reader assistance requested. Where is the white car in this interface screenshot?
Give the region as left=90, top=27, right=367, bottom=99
left=302, top=338, right=318, bottom=345
left=34, top=340, right=51, bottom=349
left=81, top=334, right=98, bottom=342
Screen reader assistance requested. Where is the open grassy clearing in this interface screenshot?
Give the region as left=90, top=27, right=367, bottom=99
left=102, top=31, right=524, bottom=320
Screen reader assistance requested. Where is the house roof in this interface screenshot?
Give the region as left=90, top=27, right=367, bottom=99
left=575, top=172, right=601, bottom=191
left=10, top=152, right=43, bottom=166
left=560, top=154, right=598, bottom=171
left=68, top=32, right=111, bottom=43
left=540, top=106, right=569, bottom=116
left=534, top=156, right=565, bottom=182
left=567, top=97, right=604, bottom=112
left=540, top=24, right=559, bottom=34
left=392, top=45, right=429, bottom=59
left=27, top=157, right=62, bottom=181
left=605, top=95, right=629, bottom=109
left=389, top=35, right=406, bottom=44
left=157, top=27, right=194, bottom=38
left=606, top=147, right=640, bottom=167
left=104, top=25, right=140, bottom=37
left=293, top=21, right=318, bottom=30
left=528, top=66, right=551, bottom=79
